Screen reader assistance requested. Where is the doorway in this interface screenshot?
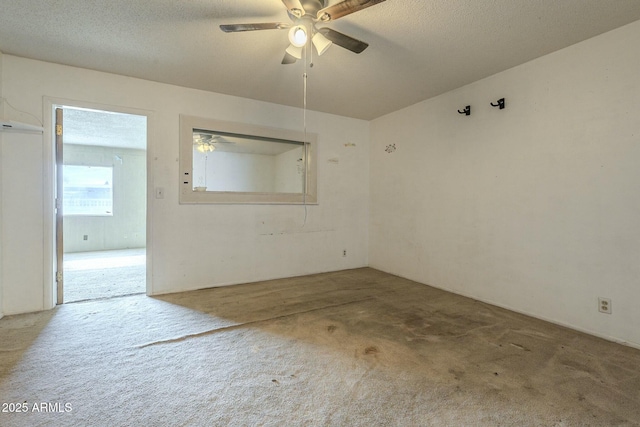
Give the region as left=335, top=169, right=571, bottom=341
left=55, top=106, right=147, bottom=303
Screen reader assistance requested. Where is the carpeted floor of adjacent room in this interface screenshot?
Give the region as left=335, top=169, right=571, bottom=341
left=1, top=268, right=639, bottom=426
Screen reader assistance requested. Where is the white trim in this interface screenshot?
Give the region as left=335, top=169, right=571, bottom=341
left=42, top=96, right=155, bottom=307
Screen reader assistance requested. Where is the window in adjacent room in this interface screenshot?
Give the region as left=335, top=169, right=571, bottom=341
left=62, top=165, right=114, bottom=216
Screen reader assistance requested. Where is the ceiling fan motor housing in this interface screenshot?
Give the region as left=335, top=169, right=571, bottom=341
left=300, top=0, right=326, bottom=17
left=287, top=0, right=327, bottom=21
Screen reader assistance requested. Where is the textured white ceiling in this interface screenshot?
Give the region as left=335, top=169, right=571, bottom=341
left=1, top=1, right=640, bottom=120
left=63, top=107, right=147, bottom=150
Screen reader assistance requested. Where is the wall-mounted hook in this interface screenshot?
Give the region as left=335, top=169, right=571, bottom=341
left=457, top=105, right=471, bottom=116
left=490, top=98, right=505, bottom=109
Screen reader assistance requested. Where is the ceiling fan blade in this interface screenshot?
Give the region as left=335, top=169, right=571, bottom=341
left=317, top=0, right=386, bottom=21
left=281, top=52, right=297, bottom=64
left=220, top=23, right=290, bottom=33
left=318, top=28, right=369, bottom=53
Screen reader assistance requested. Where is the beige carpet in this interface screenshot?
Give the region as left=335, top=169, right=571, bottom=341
left=1, top=268, right=639, bottom=426
left=63, top=248, right=146, bottom=303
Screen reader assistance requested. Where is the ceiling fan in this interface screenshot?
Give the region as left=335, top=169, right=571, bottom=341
left=220, top=0, right=387, bottom=64
left=193, top=132, right=233, bottom=152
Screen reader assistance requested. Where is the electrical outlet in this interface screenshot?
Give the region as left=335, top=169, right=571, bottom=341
left=598, top=297, right=612, bottom=314
left=342, top=250, right=347, bottom=257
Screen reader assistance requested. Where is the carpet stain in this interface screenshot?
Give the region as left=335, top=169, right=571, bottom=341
left=364, top=346, right=379, bottom=355
left=448, top=368, right=465, bottom=380
left=403, top=314, right=425, bottom=329
left=272, top=379, right=280, bottom=386
left=327, top=325, right=337, bottom=333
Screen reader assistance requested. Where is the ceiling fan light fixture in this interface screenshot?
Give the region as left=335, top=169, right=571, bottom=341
left=197, top=144, right=215, bottom=153
left=194, top=140, right=216, bottom=153
left=312, top=31, right=332, bottom=55
left=288, top=25, right=308, bottom=47
left=285, top=43, right=304, bottom=60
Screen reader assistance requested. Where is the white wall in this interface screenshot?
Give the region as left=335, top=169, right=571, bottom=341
left=0, top=55, right=370, bottom=315
left=202, top=151, right=275, bottom=192
left=63, top=144, right=146, bottom=253
left=370, top=20, right=640, bottom=347
left=274, top=146, right=305, bottom=193
left=194, top=145, right=304, bottom=193
left=1, top=130, right=43, bottom=314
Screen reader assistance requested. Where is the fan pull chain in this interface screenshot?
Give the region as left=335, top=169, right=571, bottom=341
left=309, top=32, right=315, bottom=68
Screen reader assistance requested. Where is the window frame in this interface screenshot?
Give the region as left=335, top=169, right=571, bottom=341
left=179, top=115, right=317, bottom=205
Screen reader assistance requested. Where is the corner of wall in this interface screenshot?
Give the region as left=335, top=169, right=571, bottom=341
left=368, top=21, right=640, bottom=348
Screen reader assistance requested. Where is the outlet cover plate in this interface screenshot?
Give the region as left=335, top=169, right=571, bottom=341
left=598, top=297, right=612, bottom=314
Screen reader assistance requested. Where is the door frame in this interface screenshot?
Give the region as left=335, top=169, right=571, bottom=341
left=42, top=97, right=154, bottom=308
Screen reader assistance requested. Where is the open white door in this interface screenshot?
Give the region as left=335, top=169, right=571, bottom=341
left=55, top=107, right=64, bottom=304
